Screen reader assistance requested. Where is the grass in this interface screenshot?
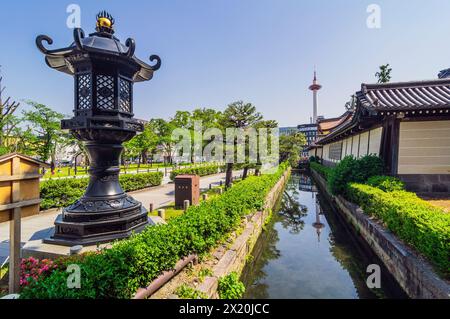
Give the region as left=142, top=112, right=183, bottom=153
left=146, top=182, right=234, bottom=222
left=42, top=162, right=197, bottom=178
left=148, top=204, right=185, bottom=221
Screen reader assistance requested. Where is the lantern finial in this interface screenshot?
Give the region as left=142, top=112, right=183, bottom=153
left=96, top=10, right=115, bottom=34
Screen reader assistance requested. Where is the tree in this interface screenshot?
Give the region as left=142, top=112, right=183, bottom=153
left=220, top=101, right=263, bottom=188
left=253, top=119, right=278, bottom=177
left=279, top=132, right=306, bottom=167
left=150, top=118, right=177, bottom=164
left=191, top=108, right=222, bottom=163
left=375, top=64, right=392, bottom=83
left=0, top=75, right=21, bottom=154
left=23, top=101, right=66, bottom=172
left=123, top=122, right=158, bottom=167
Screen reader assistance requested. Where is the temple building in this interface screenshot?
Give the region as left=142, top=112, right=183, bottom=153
left=308, top=76, right=450, bottom=193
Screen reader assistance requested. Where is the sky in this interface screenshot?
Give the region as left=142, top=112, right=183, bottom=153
left=0, top=0, right=450, bottom=127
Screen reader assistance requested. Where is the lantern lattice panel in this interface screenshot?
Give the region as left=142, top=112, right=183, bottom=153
left=119, top=78, right=131, bottom=113
left=77, top=74, right=92, bottom=110
left=96, top=75, right=115, bottom=110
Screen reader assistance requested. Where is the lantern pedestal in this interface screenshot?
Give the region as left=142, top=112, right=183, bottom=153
left=44, top=140, right=153, bottom=246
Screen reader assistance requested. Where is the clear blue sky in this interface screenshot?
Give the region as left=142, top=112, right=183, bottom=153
left=1, top=0, right=449, bottom=126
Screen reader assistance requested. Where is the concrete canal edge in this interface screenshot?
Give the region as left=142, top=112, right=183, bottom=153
left=196, top=168, right=292, bottom=298
left=310, top=169, right=450, bottom=299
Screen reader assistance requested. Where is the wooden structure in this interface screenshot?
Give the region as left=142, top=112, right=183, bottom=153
left=174, top=175, right=199, bottom=208
left=0, top=153, right=48, bottom=293
left=308, top=78, right=450, bottom=193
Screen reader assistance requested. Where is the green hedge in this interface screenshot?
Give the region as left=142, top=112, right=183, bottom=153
left=169, top=164, right=223, bottom=181
left=347, top=183, right=450, bottom=278
left=40, top=172, right=163, bottom=210
left=310, top=162, right=332, bottom=180
left=20, top=163, right=289, bottom=298
left=310, top=159, right=449, bottom=278
left=327, top=155, right=383, bottom=195
left=366, top=175, right=405, bottom=192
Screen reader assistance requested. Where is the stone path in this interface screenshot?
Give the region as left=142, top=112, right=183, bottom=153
left=0, top=171, right=241, bottom=265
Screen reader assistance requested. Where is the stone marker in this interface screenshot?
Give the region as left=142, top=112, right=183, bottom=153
left=70, top=245, right=83, bottom=256
left=202, top=194, right=208, bottom=201
left=183, top=200, right=190, bottom=212
left=158, top=209, right=165, bottom=220
left=174, top=175, right=199, bottom=207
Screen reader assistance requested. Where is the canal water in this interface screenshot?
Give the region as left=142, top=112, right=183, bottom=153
left=240, top=171, right=406, bottom=299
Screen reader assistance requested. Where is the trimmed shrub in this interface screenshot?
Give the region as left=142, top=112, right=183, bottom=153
left=40, top=172, right=163, bottom=210
left=347, top=183, right=450, bottom=278
left=328, top=155, right=383, bottom=195
left=20, top=163, right=289, bottom=299
left=366, top=175, right=405, bottom=192
left=310, top=162, right=333, bottom=180
left=170, top=164, right=223, bottom=181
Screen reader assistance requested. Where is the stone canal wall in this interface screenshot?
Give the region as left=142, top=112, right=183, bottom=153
left=311, top=169, right=450, bottom=299
left=196, top=168, right=291, bottom=298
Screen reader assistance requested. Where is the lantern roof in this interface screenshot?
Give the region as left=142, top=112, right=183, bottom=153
left=36, top=11, right=161, bottom=82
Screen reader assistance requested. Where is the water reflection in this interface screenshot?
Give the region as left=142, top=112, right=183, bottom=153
left=240, top=171, right=406, bottom=299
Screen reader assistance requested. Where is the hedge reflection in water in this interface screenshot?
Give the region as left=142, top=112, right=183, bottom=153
left=240, top=172, right=406, bottom=299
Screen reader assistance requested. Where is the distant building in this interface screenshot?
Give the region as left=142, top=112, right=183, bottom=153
left=279, top=126, right=299, bottom=136
left=297, top=123, right=318, bottom=156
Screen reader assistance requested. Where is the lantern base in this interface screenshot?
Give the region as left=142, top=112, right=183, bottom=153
left=43, top=197, right=153, bottom=246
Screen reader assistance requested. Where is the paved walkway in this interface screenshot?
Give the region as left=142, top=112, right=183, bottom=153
left=0, top=171, right=241, bottom=265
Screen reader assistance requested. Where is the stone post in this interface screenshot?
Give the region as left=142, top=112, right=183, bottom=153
left=183, top=200, right=190, bottom=212
left=158, top=209, right=166, bottom=220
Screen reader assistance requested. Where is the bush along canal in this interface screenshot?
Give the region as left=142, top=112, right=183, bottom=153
left=240, top=171, right=407, bottom=299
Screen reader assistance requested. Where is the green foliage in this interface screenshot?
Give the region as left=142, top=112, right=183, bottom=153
left=175, top=285, right=208, bottom=299
left=309, top=156, right=320, bottom=163
left=123, top=122, right=158, bottom=163
left=327, top=155, right=383, bottom=195
left=375, top=64, right=392, bottom=83
left=279, top=132, right=306, bottom=167
left=198, top=268, right=213, bottom=282
left=40, top=178, right=88, bottom=210
left=170, top=164, right=222, bottom=181
left=20, top=163, right=289, bottom=299
left=119, top=172, right=163, bottom=192
left=22, top=101, right=67, bottom=163
left=309, top=162, right=333, bottom=180
left=346, top=183, right=450, bottom=278
left=40, top=172, right=163, bottom=210
left=218, top=272, right=245, bottom=299
left=366, top=175, right=405, bottom=192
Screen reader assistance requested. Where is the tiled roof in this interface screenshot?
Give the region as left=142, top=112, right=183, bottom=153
left=318, top=111, right=353, bottom=132
left=358, top=79, right=450, bottom=111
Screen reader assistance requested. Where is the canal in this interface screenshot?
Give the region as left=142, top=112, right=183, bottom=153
left=240, top=171, right=406, bottom=299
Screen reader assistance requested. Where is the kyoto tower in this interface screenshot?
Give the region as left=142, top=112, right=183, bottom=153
left=309, top=70, right=322, bottom=123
